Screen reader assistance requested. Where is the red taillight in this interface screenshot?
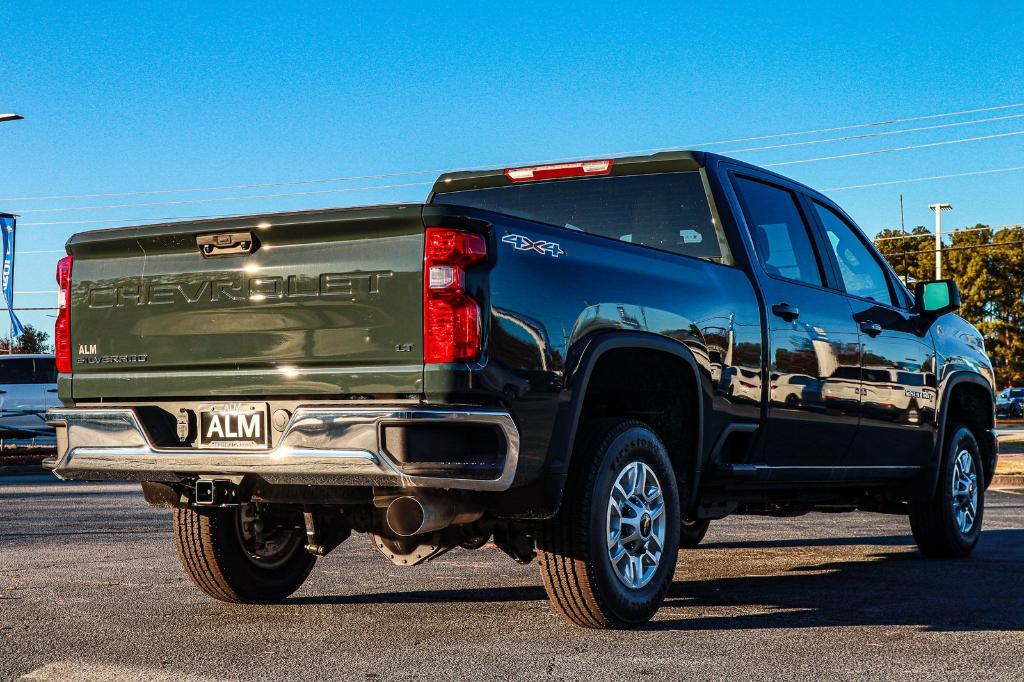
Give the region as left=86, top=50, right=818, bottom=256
left=423, top=228, right=486, bottom=364
left=55, top=255, right=73, bottom=374
left=504, top=159, right=613, bottom=183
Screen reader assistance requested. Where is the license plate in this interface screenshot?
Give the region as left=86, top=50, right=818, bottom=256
left=198, top=402, right=269, bottom=449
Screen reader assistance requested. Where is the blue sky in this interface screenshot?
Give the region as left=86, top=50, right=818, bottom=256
left=1, top=1, right=1023, bottom=335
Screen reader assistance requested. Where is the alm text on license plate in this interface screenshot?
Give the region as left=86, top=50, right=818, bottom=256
left=198, top=402, right=269, bottom=448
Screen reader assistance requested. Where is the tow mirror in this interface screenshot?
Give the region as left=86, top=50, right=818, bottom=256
left=914, top=279, right=960, bottom=317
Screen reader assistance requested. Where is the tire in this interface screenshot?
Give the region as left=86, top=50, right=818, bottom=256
left=173, top=504, right=315, bottom=603
left=909, top=423, right=985, bottom=558
left=537, top=419, right=681, bottom=629
left=679, top=519, right=711, bottom=548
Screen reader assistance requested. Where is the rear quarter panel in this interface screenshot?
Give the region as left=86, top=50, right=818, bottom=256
left=425, top=206, right=764, bottom=486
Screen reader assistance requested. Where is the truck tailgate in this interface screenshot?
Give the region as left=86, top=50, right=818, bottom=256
left=66, top=206, right=425, bottom=400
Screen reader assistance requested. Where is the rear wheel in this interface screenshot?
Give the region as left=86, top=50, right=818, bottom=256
left=537, top=419, right=680, bottom=629
left=679, top=519, right=711, bottom=548
left=909, top=424, right=985, bottom=558
left=173, top=503, right=315, bottom=603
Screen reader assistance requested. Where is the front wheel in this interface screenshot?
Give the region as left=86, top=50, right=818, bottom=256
left=173, top=503, right=315, bottom=603
left=537, top=419, right=681, bottom=629
left=909, top=424, right=985, bottom=558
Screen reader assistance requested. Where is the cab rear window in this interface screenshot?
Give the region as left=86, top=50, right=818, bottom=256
left=434, top=172, right=731, bottom=264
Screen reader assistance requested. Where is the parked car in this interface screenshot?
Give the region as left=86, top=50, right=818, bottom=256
left=0, top=354, right=58, bottom=439
left=996, top=387, right=1024, bottom=418
left=45, top=151, right=997, bottom=629
left=770, top=373, right=822, bottom=408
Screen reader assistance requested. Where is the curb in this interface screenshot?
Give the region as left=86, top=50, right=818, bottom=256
left=991, top=475, right=1024, bottom=490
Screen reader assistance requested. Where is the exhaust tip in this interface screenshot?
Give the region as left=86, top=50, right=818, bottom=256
left=386, top=496, right=427, bottom=537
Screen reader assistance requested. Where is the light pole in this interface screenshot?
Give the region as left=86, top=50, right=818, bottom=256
left=1, top=113, right=22, bottom=353
left=928, top=203, right=953, bottom=280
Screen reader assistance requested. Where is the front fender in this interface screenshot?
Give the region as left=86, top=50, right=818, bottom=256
left=926, top=370, right=997, bottom=492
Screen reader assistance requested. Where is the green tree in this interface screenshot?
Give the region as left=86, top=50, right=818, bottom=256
left=0, top=324, right=52, bottom=354
left=875, top=224, right=1024, bottom=387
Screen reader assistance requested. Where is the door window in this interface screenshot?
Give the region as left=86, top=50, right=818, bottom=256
left=0, top=358, right=35, bottom=384
left=0, top=358, right=55, bottom=384
left=813, top=202, right=894, bottom=305
left=33, top=358, right=57, bottom=383
left=733, top=177, right=824, bottom=286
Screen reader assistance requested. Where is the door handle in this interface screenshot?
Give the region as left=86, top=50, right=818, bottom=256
left=771, top=302, right=800, bottom=322
left=47, top=388, right=58, bottom=393
left=859, top=320, right=883, bottom=337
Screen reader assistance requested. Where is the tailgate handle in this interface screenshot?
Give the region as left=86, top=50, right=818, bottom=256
left=197, top=231, right=259, bottom=258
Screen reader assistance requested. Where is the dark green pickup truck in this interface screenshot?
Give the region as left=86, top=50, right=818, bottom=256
left=46, top=151, right=998, bottom=628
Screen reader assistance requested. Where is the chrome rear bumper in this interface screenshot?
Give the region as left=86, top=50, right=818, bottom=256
left=45, top=406, right=520, bottom=492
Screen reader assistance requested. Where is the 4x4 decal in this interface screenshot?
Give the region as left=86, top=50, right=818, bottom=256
left=501, top=233, right=565, bottom=258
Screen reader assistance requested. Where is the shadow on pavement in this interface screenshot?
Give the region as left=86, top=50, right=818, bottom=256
left=700, top=534, right=914, bottom=550
left=654, top=528, right=1024, bottom=632
left=293, top=529, right=1024, bottom=633
left=289, top=584, right=548, bottom=606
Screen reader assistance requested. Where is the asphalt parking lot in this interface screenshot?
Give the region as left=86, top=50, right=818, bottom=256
left=2, top=474, right=1023, bottom=681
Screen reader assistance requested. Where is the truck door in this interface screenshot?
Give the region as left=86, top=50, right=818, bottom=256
left=0, top=357, right=48, bottom=438
left=36, top=357, right=60, bottom=411
left=808, top=201, right=936, bottom=468
left=730, top=175, right=861, bottom=470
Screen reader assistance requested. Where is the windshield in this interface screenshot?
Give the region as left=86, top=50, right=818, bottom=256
left=433, top=172, right=731, bottom=264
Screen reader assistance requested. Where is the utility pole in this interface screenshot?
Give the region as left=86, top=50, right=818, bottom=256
left=928, top=203, right=953, bottom=280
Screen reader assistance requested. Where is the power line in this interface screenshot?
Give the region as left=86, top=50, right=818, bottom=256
left=22, top=214, right=232, bottom=227
left=4, top=101, right=1024, bottom=204
left=885, top=240, right=1024, bottom=257
left=12, top=180, right=434, bottom=215
left=16, top=162, right=1024, bottom=231
left=16, top=130, right=1024, bottom=218
left=0, top=169, right=448, bottom=203
left=874, top=223, right=1023, bottom=242
left=825, top=165, right=1024, bottom=192
left=763, top=130, right=1024, bottom=168
left=721, top=112, right=1024, bottom=155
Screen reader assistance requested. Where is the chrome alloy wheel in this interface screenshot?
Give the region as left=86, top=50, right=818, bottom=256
left=951, top=449, right=979, bottom=534
left=607, top=461, right=666, bottom=589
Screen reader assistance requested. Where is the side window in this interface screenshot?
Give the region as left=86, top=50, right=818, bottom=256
left=0, top=358, right=35, bottom=385
left=33, top=358, right=57, bottom=383
left=813, top=202, right=894, bottom=305
left=888, top=272, right=914, bottom=309
left=733, top=177, right=823, bottom=286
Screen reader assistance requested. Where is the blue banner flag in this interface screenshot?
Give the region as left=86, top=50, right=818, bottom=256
left=0, top=215, right=25, bottom=339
